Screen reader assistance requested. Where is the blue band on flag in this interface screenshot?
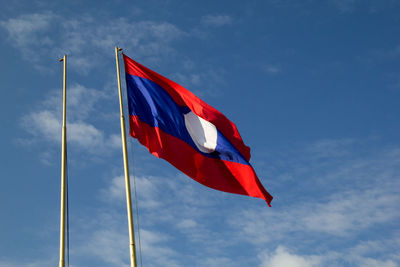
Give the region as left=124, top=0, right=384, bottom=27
left=125, top=74, right=249, bottom=165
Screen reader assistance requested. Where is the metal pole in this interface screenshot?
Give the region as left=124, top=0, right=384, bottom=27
left=115, top=46, right=137, bottom=267
left=59, top=54, right=67, bottom=267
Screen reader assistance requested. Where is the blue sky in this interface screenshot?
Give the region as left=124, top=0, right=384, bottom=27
left=1, top=0, right=400, bottom=266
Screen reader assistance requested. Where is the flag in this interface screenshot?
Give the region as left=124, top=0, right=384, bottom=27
left=123, top=54, right=273, bottom=206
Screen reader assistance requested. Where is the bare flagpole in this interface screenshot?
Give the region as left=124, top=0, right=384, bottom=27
left=59, top=54, right=67, bottom=267
left=115, top=46, right=137, bottom=267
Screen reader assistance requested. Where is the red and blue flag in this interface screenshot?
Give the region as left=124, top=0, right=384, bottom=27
left=123, top=54, right=273, bottom=206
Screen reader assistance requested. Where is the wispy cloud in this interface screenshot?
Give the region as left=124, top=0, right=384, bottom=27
left=1, top=12, right=230, bottom=101
left=98, top=139, right=400, bottom=266
left=82, top=228, right=130, bottom=266
left=0, top=12, right=55, bottom=50
left=19, top=83, right=120, bottom=160
left=72, top=208, right=130, bottom=267
left=0, top=257, right=58, bottom=267
left=258, top=242, right=399, bottom=267
left=259, top=246, right=321, bottom=267
left=1, top=13, right=184, bottom=72
left=24, top=138, right=398, bottom=266
left=232, top=141, right=400, bottom=240
left=201, top=14, right=232, bottom=27
left=229, top=141, right=400, bottom=266
left=98, top=174, right=238, bottom=265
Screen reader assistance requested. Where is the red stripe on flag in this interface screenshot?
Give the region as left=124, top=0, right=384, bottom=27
left=129, top=115, right=273, bottom=206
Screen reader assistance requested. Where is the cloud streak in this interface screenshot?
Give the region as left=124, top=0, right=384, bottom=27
left=97, top=139, right=400, bottom=266
left=16, top=138, right=397, bottom=266
left=1, top=13, right=184, bottom=72
left=19, top=83, right=120, bottom=159
left=201, top=14, right=232, bottom=27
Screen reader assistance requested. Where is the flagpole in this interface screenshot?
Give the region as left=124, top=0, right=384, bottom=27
left=59, top=54, right=67, bottom=267
left=115, top=46, right=137, bottom=267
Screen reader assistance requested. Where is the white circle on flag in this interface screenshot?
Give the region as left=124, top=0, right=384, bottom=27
left=184, top=111, right=218, bottom=153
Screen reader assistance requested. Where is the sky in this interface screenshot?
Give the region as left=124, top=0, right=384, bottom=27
left=0, top=0, right=400, bottom=266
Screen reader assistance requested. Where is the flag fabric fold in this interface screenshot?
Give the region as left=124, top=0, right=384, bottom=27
left=123, top=54, right=273, bottom=206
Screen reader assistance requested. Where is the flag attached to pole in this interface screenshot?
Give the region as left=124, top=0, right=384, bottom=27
left=123, top=54, right=273, bottom=206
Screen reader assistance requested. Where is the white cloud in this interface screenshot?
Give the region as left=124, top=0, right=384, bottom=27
left=20, top=83, right=120, bottom=157
left=84, top=228, right=130, bottom=266
left=70, top=201, right=181, bottom=267
left=230, top=185, right=400, bottom=247
left=103, top=173, right=211, bottom=211
left=227, top=140, right=400, bottom=267
left=109, top=134, right=122, bottom=149
left=68, top=120, right=105, bottom=148
left=231, top=154, right=400, bottom=244
left=258, top=243, right=399, bottom=267
left=1, top=13, right=184, bottom=72
left=102, top=175, right=163, bottom=210
left=0, top=12, right=55, bottom=50
left=0, top=257, right=57, bottom=267
left=357, top=258, right=398, bottom=267
left=86, top=136, right=400, bottom=266
left=22, top=137, right=396, bottom=267
left=346, top=238, right=400, bottom=267
left=302, top=188, right=399, bottom=235
left=201, top=14, right=232, bottom=27
left=22, top=108, right=109, bottom=150
left=139, top=229, right=181, bottom=267
left=100, top=173, right=228, bottom=261
left=99, top=173, right=243, bottom=265
left=177, top=219, right=197, bottom=229
left=73, top=209, right=131, bottom=267
left=260, top=246, right=321, bottom=267
left=66, top=84, right=107, bottom=120
left=2, top=13, right=226, bottom=101
left=17, top=138, right=399, bottom=266
left=24, top=110, right=61, bottom=143
left=200, top=257, right=235, bottom=267
left=103, top=175, right=127, bottom=202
